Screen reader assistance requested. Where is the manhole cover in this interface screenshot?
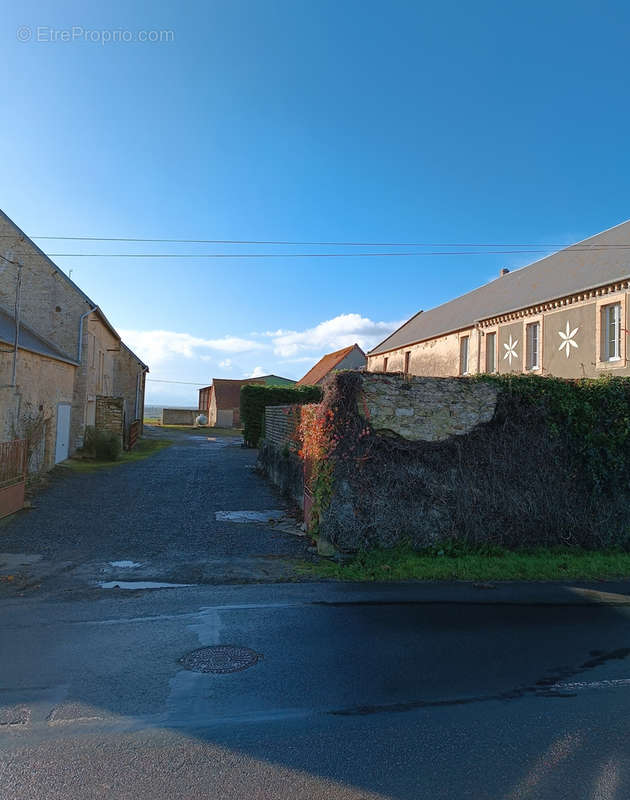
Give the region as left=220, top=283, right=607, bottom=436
left=179, top=645, right=261, bottom=674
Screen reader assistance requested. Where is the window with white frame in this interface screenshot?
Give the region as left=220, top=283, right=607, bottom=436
left=526, top=322, right=540, bottom=370
left=485, top=332, right=496, bottom=373
left=602, top=303, right=622, bottom=361
left=459, top=336, right=469, bottom=375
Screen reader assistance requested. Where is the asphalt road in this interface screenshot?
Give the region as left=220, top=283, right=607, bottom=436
left=3, top=581, right=630, bottom=799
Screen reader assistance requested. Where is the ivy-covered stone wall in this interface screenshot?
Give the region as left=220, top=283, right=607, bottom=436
left=301, top=370, right=630, bottom=553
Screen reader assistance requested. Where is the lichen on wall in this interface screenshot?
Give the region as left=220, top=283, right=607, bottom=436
left=360, top=373, right=498, bottom=441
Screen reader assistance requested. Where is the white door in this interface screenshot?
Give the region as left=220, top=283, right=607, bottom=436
left=55, top=404, right=71, bottom=463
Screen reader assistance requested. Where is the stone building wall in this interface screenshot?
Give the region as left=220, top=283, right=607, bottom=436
left=0, top=348, right=75, bottom=470
left=0, top=212, right=89, bottom=361
left=113, top=345, right=147, bottom=431
left=74, top=314, right=119, bottom=449
left=367, top=328, right=478, bottom=378
left=0, top=386, right=20, bottom=442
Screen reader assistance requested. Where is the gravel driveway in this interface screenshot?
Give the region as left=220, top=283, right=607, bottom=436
left=0, top=428, right=310, bottom=594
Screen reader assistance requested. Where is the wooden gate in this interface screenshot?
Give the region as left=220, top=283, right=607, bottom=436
left=127, top=419, right=140, bottom=450
left=0, top=439, right=27, bottom=519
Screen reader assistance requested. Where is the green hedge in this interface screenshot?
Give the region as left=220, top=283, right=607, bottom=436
left=475, top=373, right=630, bottom=495
left=241, top=384, right=322, bottom=447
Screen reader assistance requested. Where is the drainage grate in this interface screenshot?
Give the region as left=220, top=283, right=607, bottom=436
left=179, top=645, right=261, bottom=674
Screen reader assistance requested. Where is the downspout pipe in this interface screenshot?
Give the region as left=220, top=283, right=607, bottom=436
left=77, top=306, right=98, bottom=363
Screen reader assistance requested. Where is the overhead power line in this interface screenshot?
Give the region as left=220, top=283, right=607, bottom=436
left=39, top=245, right=630, bottom=258
left=46, top=250, right=546, bottom=257
left=4, top=234, right=630, bottom=248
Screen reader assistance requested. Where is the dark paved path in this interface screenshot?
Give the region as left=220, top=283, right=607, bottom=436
left=3, top=582, right=630, bottom=799
left=0, top=428, right=309, bottom=595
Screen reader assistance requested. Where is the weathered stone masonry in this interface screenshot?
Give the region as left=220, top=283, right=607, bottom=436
left=95, top=396, right=124, bottom=442
left=361, top=374, right=498, bottom=441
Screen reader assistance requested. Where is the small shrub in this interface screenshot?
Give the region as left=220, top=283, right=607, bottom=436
left=96, top=432, right=121, bottom=461
left=83, top=427, right=121, bottom=461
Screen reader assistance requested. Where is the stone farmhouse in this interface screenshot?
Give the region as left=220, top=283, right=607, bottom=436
left=199, top=374, right=295, bottom=428
left=0, top=209, right=148, bottom=470
left=297, top=344, right=366, bottom=386
left=368, top=220, right=630, bottom=379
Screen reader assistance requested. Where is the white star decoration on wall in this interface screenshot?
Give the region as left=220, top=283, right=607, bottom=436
left=503, top=335, right=519, bottom=365
left=558, top=321, right=579, bottom=358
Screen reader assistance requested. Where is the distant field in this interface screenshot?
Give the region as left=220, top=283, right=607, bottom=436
left=144, top=421, right=241, bottom=437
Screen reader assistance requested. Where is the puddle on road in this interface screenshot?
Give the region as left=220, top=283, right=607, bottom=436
left=216, top=510, right=285, bottom=523
left=108, top=561, right=142, bottom=569
left=97, top=581, right=193, bottom=590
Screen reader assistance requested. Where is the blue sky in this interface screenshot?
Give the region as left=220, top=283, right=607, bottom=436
left=3, top=0, right=630, bottom=404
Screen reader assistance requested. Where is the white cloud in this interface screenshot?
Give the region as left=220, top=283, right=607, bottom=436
left=124, top=312, right=403, bottom=405
left=271, top=313, right=401, bottom=358
left=250, top=328, right=289, bottom=338
left=119, top=329, right=264, bottom=367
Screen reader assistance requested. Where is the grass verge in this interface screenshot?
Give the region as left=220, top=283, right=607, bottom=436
left=62, top=438, right=173, bottom=473
left=299, top=544, right=630, bottom=581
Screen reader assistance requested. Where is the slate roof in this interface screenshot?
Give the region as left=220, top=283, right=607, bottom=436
left=0, top=306, right=77, bottom=364
left=369, top=218, right=630, bottom=356
left=297, top=344, right=363, bottom=386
